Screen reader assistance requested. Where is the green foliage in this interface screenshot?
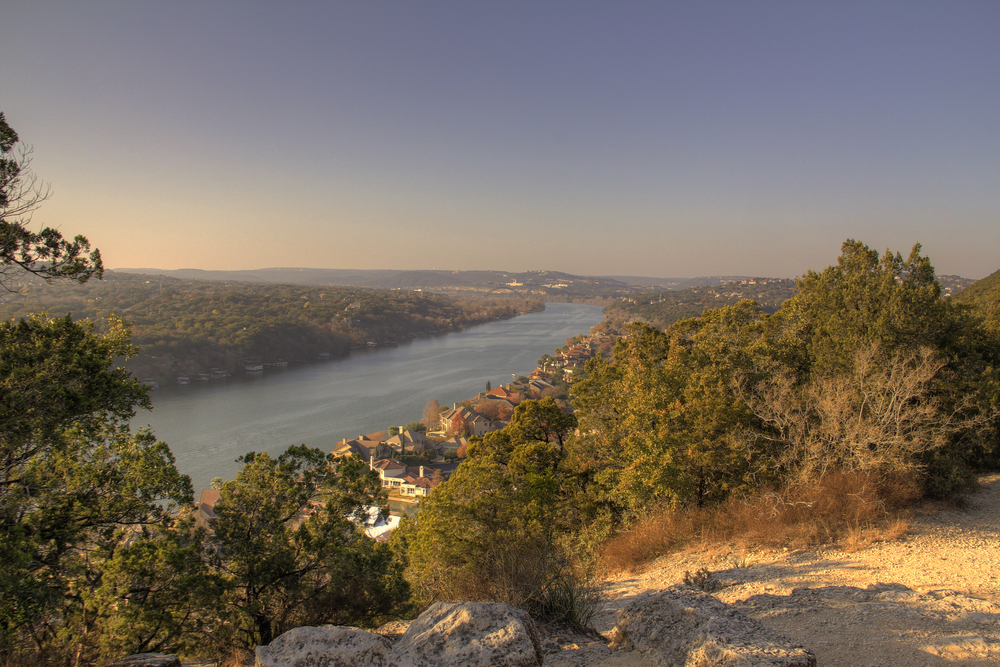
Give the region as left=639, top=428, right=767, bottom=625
left=404, top=455, right=567, bottom=612
left=87, top=520, right=221, bottom=659
left=953, top=268, right=1000, bottom=335
left=780, top=240, right=954, bottom=375
left=210, top=448, right=409, bottom=649
left=571, top=240, right=998, bottom=522
left=398, top=455, right=434, bottom=467
left=0, top=314, right=193, bottom=661
left=405, top=399, right=601, bottom=625
left=403, top=421, right=427, bottom=434
left=568, top=306, right=773, bottom=515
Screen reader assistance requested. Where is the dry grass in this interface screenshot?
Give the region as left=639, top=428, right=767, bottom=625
left=217, top=648, right=254, bottom=667
left=599, top=471, right=919, bottom=574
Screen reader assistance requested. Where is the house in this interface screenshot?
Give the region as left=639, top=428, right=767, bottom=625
left=330, top=432, right=382, bottom=459
left=382, top=429, right=428, bottom=452
left=194, top=489, right=221, bottom=533
left=527, top=378, right=554, bottom=396
left=439, top=435, right=470, bottom=458
left=371, top=457, right=407, bottom=482
left=485, top=386, right=520, bottom=404
left=369, top=457, right=440, bottom=497
left=439, top=405, right=503, bottom=437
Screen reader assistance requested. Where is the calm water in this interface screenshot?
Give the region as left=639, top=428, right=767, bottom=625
left=134, top=302, right=603, bottom=491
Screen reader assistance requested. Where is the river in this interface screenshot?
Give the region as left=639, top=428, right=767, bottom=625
left=134, top=302, right=604, bottom=491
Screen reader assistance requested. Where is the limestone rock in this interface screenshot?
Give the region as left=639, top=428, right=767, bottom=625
left=392, top=600, right=544, bottom=667
left=106, top=655, right=181, bottom=667
left=612, top=585, right=815, bottom=667
left=254, top=625, right=392, bottom=667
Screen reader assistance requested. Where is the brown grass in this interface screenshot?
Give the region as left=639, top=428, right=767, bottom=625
left=217, top=648, right=254, bottom=667
left=599, top=471, right=919, bottom=574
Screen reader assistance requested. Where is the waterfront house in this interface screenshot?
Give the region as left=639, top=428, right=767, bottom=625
left=369, top=457, right=439, bottom=497
left=331, top=432, right=383, bottom=459
left=382, top=429, right=428, bottom=452
left=439, top=405, right=501, bottom=437
left=194, top=489, right=221, bottom=533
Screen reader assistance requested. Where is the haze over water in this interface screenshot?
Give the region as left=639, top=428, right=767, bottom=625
left=134, top=302, right=603, bottom=491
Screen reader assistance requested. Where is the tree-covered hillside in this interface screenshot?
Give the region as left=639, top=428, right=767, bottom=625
left=601, top=278, right=799, bottom=329
left=0, top=271, right=543, bottom=381
left=952, top=269, right=1000, bottom=335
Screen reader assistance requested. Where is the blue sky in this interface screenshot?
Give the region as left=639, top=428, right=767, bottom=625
left=2, top=1, right=997, bottom=279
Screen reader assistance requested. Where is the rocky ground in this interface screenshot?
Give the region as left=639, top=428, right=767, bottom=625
left=589, top=473, right=1000, bottom=666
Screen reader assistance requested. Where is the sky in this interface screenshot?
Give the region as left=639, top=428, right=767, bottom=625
left=1, top=1, right=997, bottom=280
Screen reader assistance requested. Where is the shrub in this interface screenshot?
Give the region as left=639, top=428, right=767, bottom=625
left=598, top=471, right=919, bottom=574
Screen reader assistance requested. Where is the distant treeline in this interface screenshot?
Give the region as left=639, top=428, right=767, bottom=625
left=0, top=271, right=544, bottom=381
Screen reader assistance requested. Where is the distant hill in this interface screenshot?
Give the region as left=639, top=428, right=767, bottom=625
left=603, top=278, right=799, bottom=330
left=952, top=269, right=1000, bottom=334
left=600, top=276, right=689, bottom=289
left=952, top=270, right=1000, bottom=303
left=1, top=271, right=544, bottom=383
left=938, top=274, right=977, bottom=297
left=115, top=267, right=402, bottom=286
left=116, top=267, right=641, bottom=301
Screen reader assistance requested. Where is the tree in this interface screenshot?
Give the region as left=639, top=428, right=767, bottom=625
left=209, top=446, right=408, bottom=649
left=567, top=318, right=760, bottom=513
left=448, top=413, right=470, bottom=437
left=403, top=453, right=566, bottom=615
left=402, top=421, right=427, bottom=434
left=0, top=314, right=193, bottom=662
left=0, top=112, right=102, bottom=291
left=779, top=240, right=958, bottom=376
left=537, top=354, right=556, bottom=371
left=0, top=116, right=200, bottom=663
left=422, top=399, right=442, bottom=431
left=505, top=398, right=577, bottom=456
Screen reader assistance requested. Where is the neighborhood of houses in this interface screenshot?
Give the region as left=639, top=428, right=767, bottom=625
left=193, top=330, right=617, bottom=542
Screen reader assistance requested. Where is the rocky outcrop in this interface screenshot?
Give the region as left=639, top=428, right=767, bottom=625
left=393, top=601, right=544, bottom=667
left=252, top=601, right=544, bottom=667
left=254, top=625, right=392, bottom=667
left=108, top=593, right=818, bottom=667
left=610, top=585, right=816, bottom=667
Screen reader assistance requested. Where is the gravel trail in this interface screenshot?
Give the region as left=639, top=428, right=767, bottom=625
left=593, top=474, right=1000, bottom=666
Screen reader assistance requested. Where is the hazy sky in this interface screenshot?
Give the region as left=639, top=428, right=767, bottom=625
left=1, top=1, right=997, bottom=279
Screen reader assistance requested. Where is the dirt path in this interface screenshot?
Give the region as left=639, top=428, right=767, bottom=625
left=593, top=474, right=1000, bottom=666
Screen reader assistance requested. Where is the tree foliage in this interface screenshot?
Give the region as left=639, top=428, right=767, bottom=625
left=0, top=112, right=102, bottom=290
left=0, top=314, right=193, bottom=663
left=568, top=240, right=997, bottom=519
left=210, top=447, right=409, bottom=650
left=405, top=399, right=598, bottom=623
